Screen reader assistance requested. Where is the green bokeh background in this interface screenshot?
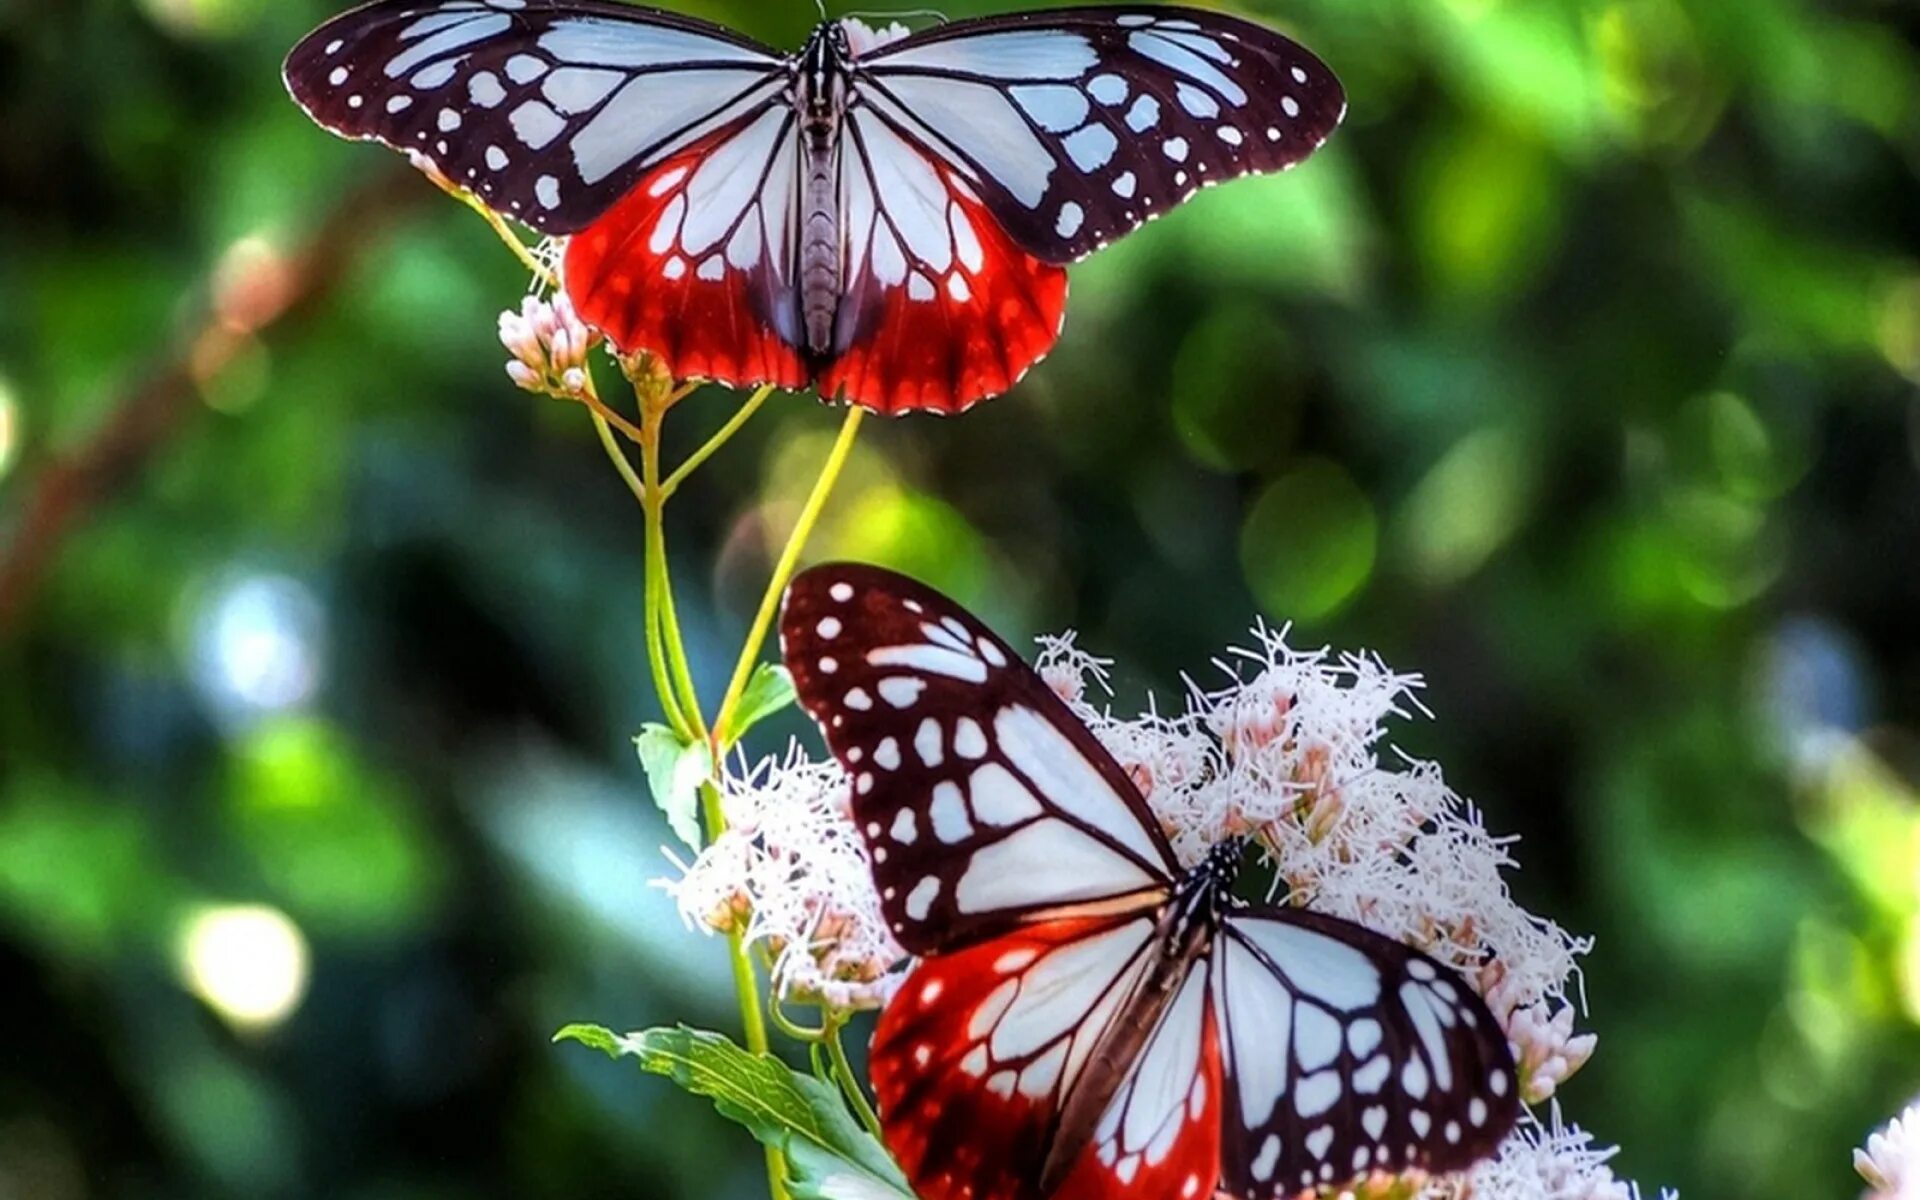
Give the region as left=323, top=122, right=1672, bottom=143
left=2, top=0, right=1918, bottom=1196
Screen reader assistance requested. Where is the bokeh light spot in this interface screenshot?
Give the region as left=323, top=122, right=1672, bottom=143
left=176, top=904, right=310, bottom=1031
left=1398, top=426, right=1534, bottom=586
left=0, top=376, right=18, bottom=484
left=1240, top=459, right=1377, bottom=620
left=185, top=572, right=326, bottom=729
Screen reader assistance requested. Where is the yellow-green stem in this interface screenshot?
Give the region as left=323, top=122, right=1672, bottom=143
left=713, top=406, right=867, bottom=747
left=594, top=410, right=690, bottom=739
left=826, top=1020, right=883, bottom=1140
left=451, top=185, right=556, bottom=287
left=639, top=404, right=708, bottom=738
left=662, top=384, right=777, bottom=499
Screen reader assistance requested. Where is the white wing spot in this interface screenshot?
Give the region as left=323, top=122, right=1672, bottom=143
left=1055, top=202, right=1085, bottom=238
left=829, top=582, right=854, bottom=602
left=953, top=717, right=988, bottom=759
left=1063, top=124, right=1118, bottom=172
left=1218, top=126, right=1243, bottom=146
left=1306, top=1126, right=1333, bottom=1161
left=1112, top=172, right=1137, bottom=198
left=1125, top=94, right=1161, bottom=132
left=1348, top=1018, right=1383, bottom=1058
left=1363, top=1105, right=1388, bottom=1140
left=1407, top=959, right=1437, bottom=981
left=817, top=616, right=842, bottom=639
left=1352, top=1054, right=1389, bottom=1094
left=819, top=656, right=838, bottom=674
left=947, top=273, right=972, bottom=302
left=968, top=763, right=1043, bottom=826
left=908, top=274, right=936, bottom=303
left=438, top=108, right=462, bottom=132
left=328, top=66, right=349, bottom=86
left=1176, top=83, right=1219, bottom=118
left=1401, top=1056, right=1428, bottom=1099
left=1490, top=1069, right=1509, bottom=1097
left=930, top=781, right=973, bottom=842
left=890, top=808, right=917, bottom=844
left=535, top=175, right=561, bottom=209
left=506, top=53, right=547, bottom=84
left=386, top=95, right=412, bottom=114
left=325, top=39, right=344, bottom=55
left=1164, top=137, right=1189, bottom=162
left=1252, top=1135, right=1280, bottom=1182
left=1446, top=1121, right=1461, bottom=1144
left=1410, top=1109, right=1431, bottom=1137
left=977, top=638, right=1006, bottom=667
left=1470, top=1098, right=1488, bottom=1126
left=905, top=876, right=940, bottom=919
left=347, top=95, right=364, bottom=109
left=1282, top=95, right=1301, bottom=118
left=696, top=255, right=725, bottom=282
left=1293, top=1070, right=1341, bottom=1119
left=878, top=676, right=926, bottom=708
left=1088, top=73, right=1128, bottom=105
left=874, top=737, right=902, bottom=770
left=914, top=718, right=944, bottom=767
left=663, top=255, right=687, bottom=280
left=856, top=772, right=874, bottom=794
left=485, top=145, right=509, bottom=171
left=844, top=687, right=873, bottom=711
left=469, top=71, right=505, bottom=107
left=1291, top=65, right=1309, bottom=84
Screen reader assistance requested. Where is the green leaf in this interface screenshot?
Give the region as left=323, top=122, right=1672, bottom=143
left=555, top=1024, right=913, bottom=1200
left=730, top=663, right=798, bottom=740
left=633, top=724, right=711, bottom=851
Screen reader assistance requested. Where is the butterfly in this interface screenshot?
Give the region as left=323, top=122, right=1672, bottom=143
left=779, top=564, right=1520, bottom=1200
left=284, top=1, right=1343, bottom=415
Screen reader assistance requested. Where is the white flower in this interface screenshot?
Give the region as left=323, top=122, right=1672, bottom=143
left=841, top=17, right=912, bottom=56
left=1418, top=1107, right=1673, bottom=1200
left=1858, top=1101, right=1920, bottom=1199
left=497, top=293, right=595, bottom=397
left=661, top=750, right=902, bottom=1009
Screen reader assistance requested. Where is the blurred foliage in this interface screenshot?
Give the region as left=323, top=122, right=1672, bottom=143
left=1, top=0, right=1918, bottom=1198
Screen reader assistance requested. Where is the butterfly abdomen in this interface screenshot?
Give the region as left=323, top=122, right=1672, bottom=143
left=800, top=132, right=841, bottom=356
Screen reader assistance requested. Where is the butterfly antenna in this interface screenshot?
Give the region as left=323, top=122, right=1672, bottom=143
left=814, top=0, right=829, bottom=20
left=839, top=6, right=951, bottom=25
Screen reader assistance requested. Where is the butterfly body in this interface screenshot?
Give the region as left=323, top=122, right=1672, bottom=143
left=780, top=565, right=1522, bottom=1200
left=286, top=1, right=1345, bottom=412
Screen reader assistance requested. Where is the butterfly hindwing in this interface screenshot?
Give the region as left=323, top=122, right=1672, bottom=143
left=283, top=0, right=788, bottom=234
left=563, top=109, right=809, bottom=389
left=819, top=112, right=1068, bottom=413
left=853, top=6, right=1345, bottom=265
left=1212, top=908, right=1521, bottom=1196
left=871, top=914, right=1160, bottom=1200
left=780, top=563, right=1179, bottom=955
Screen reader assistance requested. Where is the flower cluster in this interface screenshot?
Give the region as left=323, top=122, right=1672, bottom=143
left=664, top=750, right=901, bottom=1009
left=1420, top=1109, right=1676, bottom=1200
left=498, top=292, right=596, bottom=398
left=1857, top=1099, right=1920, bottom=1199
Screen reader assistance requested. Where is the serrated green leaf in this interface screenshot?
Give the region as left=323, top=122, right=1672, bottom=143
left=555, top=1024, right=912, bottom=1200
left=730, top=663, right=797, bottom=740
left=633, top=724, right=710, bottom=851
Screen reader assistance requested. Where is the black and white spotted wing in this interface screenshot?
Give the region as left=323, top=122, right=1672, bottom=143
left=779, top=563, right=1181, bottom=956
left=1211, top=908, right=1520, bottom=1196
left=853, top=7, right=1345, bottom=264
left=283, top=0, right=788, bottom=233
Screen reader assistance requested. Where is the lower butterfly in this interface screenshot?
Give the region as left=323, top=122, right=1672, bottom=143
left=284, top=1, right=1343, bottom=415
left=778, top=564, right=1520, bottom=1200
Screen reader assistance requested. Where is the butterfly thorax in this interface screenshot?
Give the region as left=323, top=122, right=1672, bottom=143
left=1037, top=839, right=1247, bottom=1194
left=796, top=23, right=853, bottom=356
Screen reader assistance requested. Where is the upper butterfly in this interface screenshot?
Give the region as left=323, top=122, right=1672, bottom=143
left=780, top=564, right=1520, bottom=1200
left=284, top=0, right=1344, bottom=414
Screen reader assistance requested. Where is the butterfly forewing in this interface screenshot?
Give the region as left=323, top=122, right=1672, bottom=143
left=780, top=564, right=1179, bottom=955
left=1212, top=909, right=1520, bottom=1196
left=853, top=7, right=1344, bottom=265
left=283, top=0, right=788, bottom=234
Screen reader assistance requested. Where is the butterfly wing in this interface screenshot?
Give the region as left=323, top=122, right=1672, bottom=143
left=1212, top=908, right=1520, bottom=1195
left=284, top=0, right=788, bottom=232
left=780, top=563, right=1180, bottom=956
left=817, top=108, right=1068, bottom=413
left=871, top=914, right=1162, bottom=1200
left=851, top=6, right=1345, bottom=265
left=286, top=1, right=809, bottom=389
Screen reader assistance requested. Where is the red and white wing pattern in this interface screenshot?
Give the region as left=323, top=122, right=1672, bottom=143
left=1212, top=909, right=1520, bottom=1196
left=284, top=0, right=789, bottom=234
left=820, top=112, right=1067, bottom=414
left=851, top=7, right=1345, bottom=265
left=871, top=915, right=1161, bottom=1200
left=1048, top=960, right=1223, bottom=1200
left=779, top=563, right=1179, bottom=955
left=562, top=109, right=808, bottom=389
